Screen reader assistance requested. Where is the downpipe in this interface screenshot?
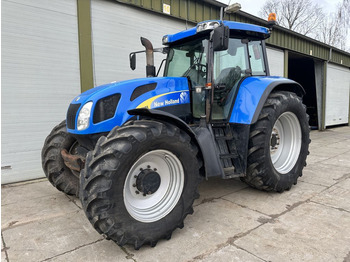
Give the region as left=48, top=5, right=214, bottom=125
left=140, top=37, right=156, bottom=77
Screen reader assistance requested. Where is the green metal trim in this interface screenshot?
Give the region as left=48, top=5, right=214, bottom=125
left=321, top=61, right=327, bottom=130
left=284, top=50, right=288, bottom=78
left=115, top=0, right=350, bottom=68
left=77, top=0, right=94, bottom=92
left=349, top=85, right=350, bottom=126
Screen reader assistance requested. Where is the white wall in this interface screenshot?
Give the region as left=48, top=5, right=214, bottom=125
left=91, top=0, right=195, bottom=86
left=1, top=0, right=81, bottom=183
left=325, top=63, right=350, bottom=126
left=266, top=47, right=284, bottom=77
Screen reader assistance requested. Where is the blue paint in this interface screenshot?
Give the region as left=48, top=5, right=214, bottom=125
left=229, top=76, right=287, bottom=124
left=164, top=20, right=269, bottom=44
left=67, top=77, right=190, bottom=135
left=166, top=27, right=197, bottom=43
left=148, top=91, right=190, bottom=109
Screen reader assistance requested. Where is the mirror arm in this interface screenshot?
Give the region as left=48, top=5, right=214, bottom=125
left=156, top=59, right=166, bottom=76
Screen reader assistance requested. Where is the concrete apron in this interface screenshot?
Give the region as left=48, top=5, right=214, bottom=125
left=2, top=127, right=350, bottom=262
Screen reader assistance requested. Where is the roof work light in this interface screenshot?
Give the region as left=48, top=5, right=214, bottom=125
left=267, top=13, right=277, bottom=28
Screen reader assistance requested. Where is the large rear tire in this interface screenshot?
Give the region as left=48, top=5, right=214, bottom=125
left=80, top=120, right=202, bottom=249
left=41, top=121, right=83, bottom=196
left=242, top=91, right=310, bottom=192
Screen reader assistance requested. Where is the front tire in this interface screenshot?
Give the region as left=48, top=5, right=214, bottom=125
left=242, top=91, right=310, bottom=192
left=41, top=121, right=82, bottom=196
left=80, top=120, right=202, bottom=249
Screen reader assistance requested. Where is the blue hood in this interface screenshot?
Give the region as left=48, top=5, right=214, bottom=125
left=67, top=77, right=190, bottom=134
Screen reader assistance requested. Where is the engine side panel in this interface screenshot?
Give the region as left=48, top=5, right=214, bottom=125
left=67, top=77, right=190, bottom=135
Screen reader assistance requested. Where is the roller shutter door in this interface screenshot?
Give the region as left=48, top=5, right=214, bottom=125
left=266, top=47, right=284, bottom=77
left=1, top=0, right=81, bottom=184
left=91, top=0, right=194, bottom=86
left=325, top=63, right=350, bottom=127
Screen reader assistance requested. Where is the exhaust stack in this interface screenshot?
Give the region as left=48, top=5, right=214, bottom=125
left=140, top=37, right=156, bottom=77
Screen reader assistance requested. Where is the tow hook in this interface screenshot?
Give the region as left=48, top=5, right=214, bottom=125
left=61, top=149, right=85, bottom=172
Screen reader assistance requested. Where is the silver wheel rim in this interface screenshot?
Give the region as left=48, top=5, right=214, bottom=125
left=270, top=112, right=302, bottom=174
left=123, top=150, right=184, bottom=223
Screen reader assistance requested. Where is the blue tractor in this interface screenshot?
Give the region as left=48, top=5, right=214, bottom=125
left=42, top=17, right=310, bottom=249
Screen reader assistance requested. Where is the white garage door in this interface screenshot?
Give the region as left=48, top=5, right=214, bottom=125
left=266, top=47, right=284, bottom=77
left=91, top=0, right=195, bottom=86
left=1, top=0, right=81, bottom=184
left=325, top=63, right=350, bottom=127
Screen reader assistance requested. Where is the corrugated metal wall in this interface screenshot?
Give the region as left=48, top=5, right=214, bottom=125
left=325, top=64, right=350, bottom=126
left=116, top=0, right=350, bottom=67
left=91, top=0, right=193, bottom=86
left=1, top=0, right=81, bottom=184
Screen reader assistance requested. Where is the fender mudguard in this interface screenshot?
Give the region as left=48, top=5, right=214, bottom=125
left=128, top=108, right=224, bottom=178
left=229, top=76, right=305, bottom=124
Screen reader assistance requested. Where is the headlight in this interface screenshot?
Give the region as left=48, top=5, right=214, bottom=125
left=196, top=21, right=220, bottom=33
left=77, top=102, right=93, bottom=130
left=162, top=35, right=169, bottom=45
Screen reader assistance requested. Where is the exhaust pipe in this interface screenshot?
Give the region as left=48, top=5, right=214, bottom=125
left=140, top=37, right=156, bottom=77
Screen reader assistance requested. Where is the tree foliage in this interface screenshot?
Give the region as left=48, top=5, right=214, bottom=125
left=318, top=0, right=350, bottom=50
left=260, top=0, right=324, bottom=35
left=260, top=0, right=350, bottom=51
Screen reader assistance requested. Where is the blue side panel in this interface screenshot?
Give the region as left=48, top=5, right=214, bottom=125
left=229, top=76, right=288, bottom=124
left=67, top=77, right=190, bottom=135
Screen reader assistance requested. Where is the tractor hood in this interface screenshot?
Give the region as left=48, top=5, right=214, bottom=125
left=67, top=77, right=190, bottom=135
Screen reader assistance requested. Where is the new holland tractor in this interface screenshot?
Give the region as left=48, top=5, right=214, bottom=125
left=42, top=13, right=310, bottom=249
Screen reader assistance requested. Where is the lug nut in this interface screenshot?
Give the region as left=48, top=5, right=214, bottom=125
left=147, top=165, right=151, bottom=168
left=154, top=168, right=157, bottom=171
left=132, top=183, right=136, bottom=187
left=135, top=191, right=140, bottom=194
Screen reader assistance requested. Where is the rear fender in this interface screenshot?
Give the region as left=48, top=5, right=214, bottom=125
left=128, top=109, right=224, bottom=178
left=229, top=77, right=305, bottom=124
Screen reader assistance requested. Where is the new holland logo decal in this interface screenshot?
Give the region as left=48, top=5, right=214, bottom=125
left=137, top=91, right=190, bottom=109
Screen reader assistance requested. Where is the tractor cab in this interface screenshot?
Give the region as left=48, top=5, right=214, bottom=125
left=162, top=20, right=270, bottom=121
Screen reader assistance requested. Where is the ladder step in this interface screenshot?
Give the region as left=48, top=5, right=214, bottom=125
left=214, top=136, right=233, bottom=141
left=223, top=167, right=244, bottom=179
left=220, top=153, right=238, bottom=159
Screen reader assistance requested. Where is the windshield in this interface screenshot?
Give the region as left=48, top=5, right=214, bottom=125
left=164, top=38, right=208, bottom=87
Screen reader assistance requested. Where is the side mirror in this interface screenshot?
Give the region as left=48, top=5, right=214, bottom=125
left=212, top=25, right=229, bottom=51
left=129, top=53, right=136, bottom=70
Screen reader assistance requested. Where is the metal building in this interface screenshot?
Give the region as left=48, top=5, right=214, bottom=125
left=2, top=0, right=350, bottom=184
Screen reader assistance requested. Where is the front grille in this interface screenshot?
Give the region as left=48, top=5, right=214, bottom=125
left=93, top=94, right=121, bottom=124
left=67, top=103, right=81, bottom=129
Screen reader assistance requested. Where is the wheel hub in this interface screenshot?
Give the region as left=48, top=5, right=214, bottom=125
left=135, top=168, right=161, bottom=196
left=270, top=128, right=280, bottom=152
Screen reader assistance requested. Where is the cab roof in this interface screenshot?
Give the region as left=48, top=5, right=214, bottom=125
left=163, top=20, right=270, bottom=45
